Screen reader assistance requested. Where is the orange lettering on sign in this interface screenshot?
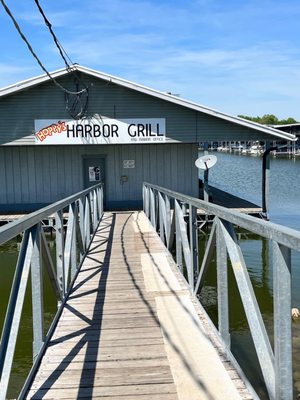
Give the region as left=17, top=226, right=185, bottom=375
left=36, top=121, right=67, bottom=142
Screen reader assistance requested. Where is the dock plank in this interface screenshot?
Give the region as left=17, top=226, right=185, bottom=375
left=27, top=383, right=178, bottom=399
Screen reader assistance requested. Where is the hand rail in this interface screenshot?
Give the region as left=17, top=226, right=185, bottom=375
left=0, top=184, right=104, bottom=400
left=143, top=182, right=295, bottom=400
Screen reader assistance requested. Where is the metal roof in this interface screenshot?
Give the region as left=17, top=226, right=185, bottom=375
left=0, top=64, right=296, bottom=142
left=271, top=123, right=300, bottom=129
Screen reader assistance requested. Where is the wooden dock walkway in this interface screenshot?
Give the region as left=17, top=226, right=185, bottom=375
left=25, top=211, right=254, bottom=400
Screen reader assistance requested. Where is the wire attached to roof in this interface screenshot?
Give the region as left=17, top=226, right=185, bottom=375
left=0, top=0, right=86, bottom=96
left=65, top=78, right=89, bottom=119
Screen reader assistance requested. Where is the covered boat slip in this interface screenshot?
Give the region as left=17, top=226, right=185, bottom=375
left=24, top=211, right=253, bottom=400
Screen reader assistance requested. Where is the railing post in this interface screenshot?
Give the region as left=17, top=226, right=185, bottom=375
left=165, top=195, right=171, bottom=245
left=273, top=242, right=293, bottom=400
left=150, top=188, right=156, bottom=228
left=97, top=186, right=103, bottom=220
left=100, top=185, right=104, bottom=217
left=31, top=223, right=44, bottom=361
left=158, top=192, right=165, bottom=243
left=166, top=195, right=176, bottom=251
left=64, top=203, right=76, bottom=292
left=89, top=191, right=94, bottom=230
left=85, top=195, right=91, bottom=249
left=143, top=184, right=146, bottom=213
left=189, top=205, right=198, bottom=291
left=174, top=200, right=183, bottom=273
left=216, top=218, right=230, bottom=347
left=79, top=196, right=86, bottom=253
left=143, top=185, right=146, bottom=215
left=175, top=201, right=193, bottom=285
left=70, top=202, right=78, bottom=281
left=55, top=210, right=65, bottom=298
left=93, top=189, right=98, bottom=231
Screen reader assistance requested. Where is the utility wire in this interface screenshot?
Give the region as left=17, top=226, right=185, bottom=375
left=33, top=0, right=73, bottom=69
left=33, top=0, right=89, bottom=94
left=32, top=0, right=89, bottom=119
left=0, top=0, right=86, bottom=95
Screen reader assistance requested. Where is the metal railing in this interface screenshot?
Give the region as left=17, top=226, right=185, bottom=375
left=0, top=184, right=104, bottom=400
left=143, top=182, right=300, bottom=400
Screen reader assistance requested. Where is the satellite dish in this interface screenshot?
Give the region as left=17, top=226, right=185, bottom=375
left=195, top=155, right=217, bottom=170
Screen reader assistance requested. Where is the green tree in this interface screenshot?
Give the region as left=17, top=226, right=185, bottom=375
left=279, top=117, right=298, bottom=125
left=238, top=114, right=299, bottom=125
left=260, top=114, right=279, bottom=125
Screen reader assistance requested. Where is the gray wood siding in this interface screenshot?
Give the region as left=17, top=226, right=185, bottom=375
left=0, top=144, right=198, bottom=210
left=196, top=112, right=270, bottom=141
left=0, top=73, right=274, bottom=146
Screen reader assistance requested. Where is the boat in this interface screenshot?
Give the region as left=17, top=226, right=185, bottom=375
left=249, top=144, right=264, bottom=155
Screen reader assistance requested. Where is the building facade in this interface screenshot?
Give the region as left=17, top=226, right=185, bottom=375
left=0, top=65, right=295, bottom=212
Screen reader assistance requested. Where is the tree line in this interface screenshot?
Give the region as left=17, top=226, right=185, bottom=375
left=237, top=114, right=299, bottom=125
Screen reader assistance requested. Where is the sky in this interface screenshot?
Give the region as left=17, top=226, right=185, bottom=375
left=0, top=0, right=300, bottom=121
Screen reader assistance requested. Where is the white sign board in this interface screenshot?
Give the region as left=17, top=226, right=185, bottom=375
left=35, top=117, right=166, bottom=145
left=89, top=166, right=101, bottom=182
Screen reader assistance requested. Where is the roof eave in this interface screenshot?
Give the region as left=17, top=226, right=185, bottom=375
left=75, top=66, right=297, bottom=141
left=0, top=67, right=70, bottom=96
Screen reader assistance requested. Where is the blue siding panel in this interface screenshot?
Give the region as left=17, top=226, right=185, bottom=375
left=0, top=143, right=198, bottom=211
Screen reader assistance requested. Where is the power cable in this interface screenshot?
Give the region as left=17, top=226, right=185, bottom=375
left=33, top=0, right=73, bottom=69
left=32, top=0, right=89, bottom=118
left=0, top=0, right=87, bottom=96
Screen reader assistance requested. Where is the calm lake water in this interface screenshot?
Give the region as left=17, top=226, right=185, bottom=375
left=199, top=151, right=300, bottom=399
left=2, top=152, right=300, bottom=398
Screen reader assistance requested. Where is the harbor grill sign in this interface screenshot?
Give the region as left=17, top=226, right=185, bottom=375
left=34, top=118, right=166, bottom=145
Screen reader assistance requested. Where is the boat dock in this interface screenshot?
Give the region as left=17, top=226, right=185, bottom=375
left=24, top=211, right=253, bottom=399
left=0, top=213, right=67, bottom=227
left=0, top=214, right=26, bottom=224
left=202, top=186, right=262, bottom=215
left=0, top=187, right=262, bottom=228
